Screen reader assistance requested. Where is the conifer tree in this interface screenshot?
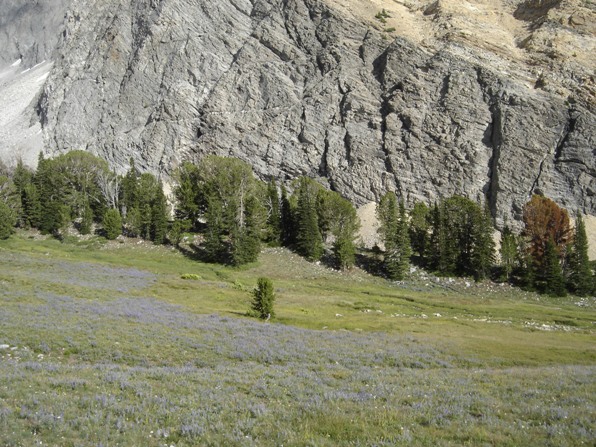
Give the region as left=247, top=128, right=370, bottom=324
left=408, top=201, right=429, bottom=264
left=567, top=213, right=592, bottom=296
left=542, top=238, right=567, bottom=297
left=318, top=189, right=360, bottom=269
left=204, top=193, right=226, bottom=263
left=280, top=184, right=294, bottom=246
left=80, top=199, right=94, bottom=235
left=499, top=225, right=517, bottom=282
left=377, top=192, right=410, bottom=280
left=396, top=200, right=412, bottom=278
left=21, top=183, right=41, bottom=229
left=470, top=202, right=495, bottom=281
left=0, top=200, right=16, bottom=239
left=0, top=174, right=21, bottom=229
left=426, top=203, right=443, bottom=272
left=265, top=180, right=282, bottom=246
left=121, top=158, right=140, bottom=217
left=173, top=162, right=201, bottom=229
left=151, top=183, right=169, bottom=244
left=102, top=208, right=122, bottom=240
left=295, top=177, right=324, bottom=261
left=232, top=196, right=262, bottom=265
left=252, top=277, right=275, bottom=319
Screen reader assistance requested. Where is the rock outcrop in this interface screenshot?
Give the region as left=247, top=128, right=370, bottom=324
left=0, top=0, right=70, bottom=68
left=2, top=0, right=595, bottom=229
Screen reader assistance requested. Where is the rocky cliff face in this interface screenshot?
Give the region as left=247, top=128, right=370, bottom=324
left=0, top=0, right=70, bottom=68
left=2, top=0, right=595, bottom=228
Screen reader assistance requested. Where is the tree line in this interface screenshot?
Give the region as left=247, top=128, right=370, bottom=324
left=0, top=153, right=593, bottom=296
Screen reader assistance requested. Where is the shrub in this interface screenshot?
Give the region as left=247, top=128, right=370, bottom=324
left=251, top=277, right=275, bottom=320
left=181, top=273, right=201, bottom=280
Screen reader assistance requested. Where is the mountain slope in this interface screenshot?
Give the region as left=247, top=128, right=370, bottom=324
left=0, top=0, right=594, bottom=229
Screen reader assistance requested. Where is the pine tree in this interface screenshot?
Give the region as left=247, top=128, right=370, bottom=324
left=377, top=192, right=409, bottom=280
left=396, top=200, right=412, bottom=279
left=0, top=200, right=16, bottom=239
left=252, top=277, right=275, bottom=319
left=542, top=238, right=567, bottom=297
left=567, top=213, right=592, bottom=296
left=499, top=225, right=517, bottom=282
left=140, top=203, right=153, bottom=240
left=121, top=158, right=139, bottom=218
left=102, top=208, right=122, bottom=240
left=151, top=184, right=169, bottom=244
left=470, top=202, right=495, bottom=281
left=21, top=183, right=41, bottom=229
left=408, top=201, right=429, bottom=264
left=295, top=177, right=323, bottom=261
left=80, top=199, right=94, bottom=235
left=265, top=180, right=282, bottom=246
left=173, top=162, right=201, bottom=229
left=280, top=184, right=294, bottom=246
left=232, top=196, right=262, bottom=265
left=204, top=193, right=226, bottom=263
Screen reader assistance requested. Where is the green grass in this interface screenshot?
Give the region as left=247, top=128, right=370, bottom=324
left=0, top=232, right=594, bottom=445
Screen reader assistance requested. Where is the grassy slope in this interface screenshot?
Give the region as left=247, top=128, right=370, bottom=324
left=0, top=233, right=594, bottom=446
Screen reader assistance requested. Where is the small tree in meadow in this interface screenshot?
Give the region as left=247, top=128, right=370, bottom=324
left=252, top=277, right=275, bottom=319
left=103, top=208, right=122, bottom=240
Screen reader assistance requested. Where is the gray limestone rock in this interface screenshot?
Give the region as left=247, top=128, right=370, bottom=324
left=0, top=0, right=71, bottom=68
left=2, top=0, right=595, bottom=228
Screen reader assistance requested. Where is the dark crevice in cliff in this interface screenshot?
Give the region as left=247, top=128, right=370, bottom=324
left=484, top=103, right=503, bottom=218
left=319, top=129, right=330, bottom=177
left=475, top=66, right=502, bottom=219
left=530, top=157, right=547, bottom=197
left=554, top=109, right=577, bottom=162
left=438, top=73, right=450, bottom=109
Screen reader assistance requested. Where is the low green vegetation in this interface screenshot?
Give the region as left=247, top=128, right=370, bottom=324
left=0, top=233, right=594, bottom=446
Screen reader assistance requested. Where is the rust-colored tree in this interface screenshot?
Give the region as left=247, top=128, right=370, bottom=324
left=522, top=195, right=572, bottom=267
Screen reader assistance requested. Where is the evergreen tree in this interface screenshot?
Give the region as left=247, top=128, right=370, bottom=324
left=102, top=208, right=122, bottom=240
left=80, top=199, right=94, bottom=235
left=295, top=177, right=324, bottom=261
left=499, top=225, right=517, bottom=282
left=168, top=219, right=190, bottom=246
left=542, top=238, right=567, bottom=297
left=204, top=193, right=226, bottom=263
left=12, top=160, right=35, bottom=228
left=408, top=201, right=429, bottom=264
left=567, top=213, right=592, bottom=296
left=21, top=183, right=41, bottom=229
left=121, top=158, right=140, bottom=217
left=426, top=203, right=444, bottom=272
left=280, top=184, right=294, bottom=246
left=318, top=189, right=360, bottom=269
left=252, top=277, right=275, bottom=319
left=140, top=203, right=153, bottom=240
left=396, top=200, right=412, bottom=278
left=125, top=207, right=142, bottom=237
left=265, top=180, right=282, bottom=246
left=377, top=192, right=410, bottom=280
left=0, top=200, right=17, bottom=239
left=173, top=162, right=201, bottom=228
left=470, top=202, right=495, bottom=281
left=151, top=183, right=169, bottom=244
left=232, top=196, right=262, bottom=265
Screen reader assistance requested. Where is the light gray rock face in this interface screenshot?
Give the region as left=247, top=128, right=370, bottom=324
left=24, top=0, right=596, bottom=226
left=0, top=0, right=71, bottom=68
